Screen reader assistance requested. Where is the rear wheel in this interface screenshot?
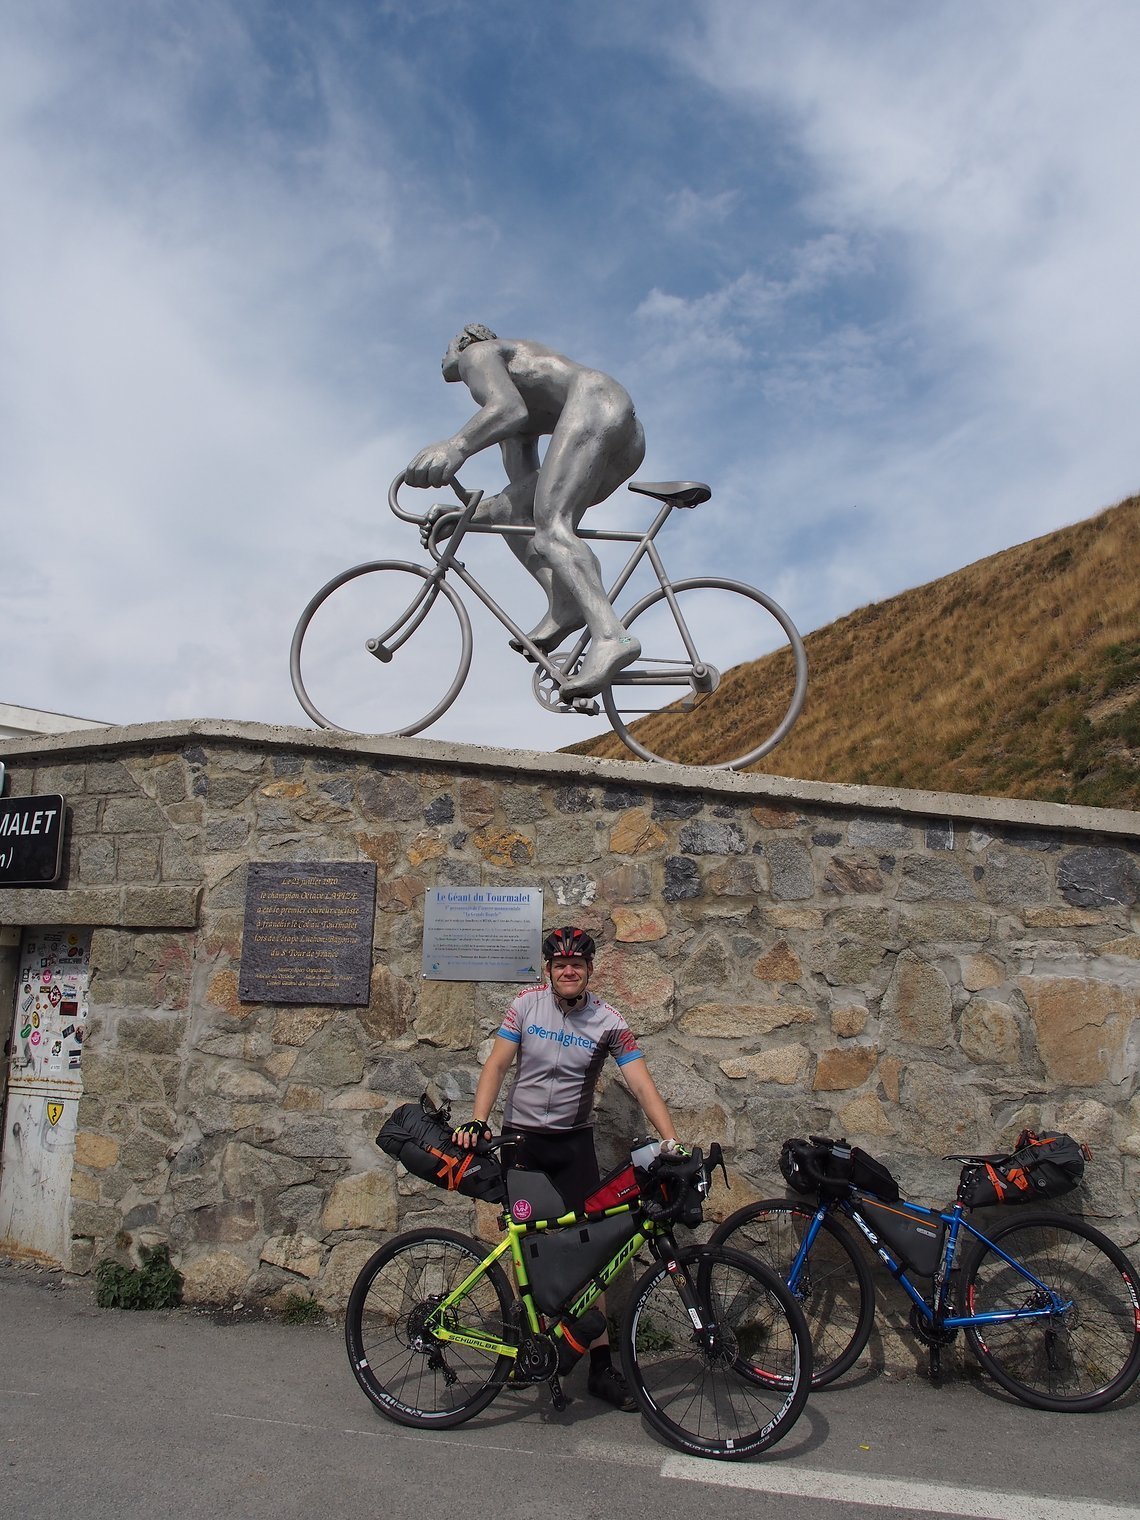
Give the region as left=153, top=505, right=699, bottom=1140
left=709, top=1200, right=875, bottom=1387
left=601, top=578, right=807, bottom=769
left=344, top=1228, right=515, bottom=1428
left=963, top=1212, right=1140, bottom=1411
left=621, top=1243, right=811, bottom=1459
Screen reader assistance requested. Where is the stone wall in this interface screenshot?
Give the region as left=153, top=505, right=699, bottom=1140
left=1, top=721, right=1137, bottom=1367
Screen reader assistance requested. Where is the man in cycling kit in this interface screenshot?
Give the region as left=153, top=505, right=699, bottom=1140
left=452, top=925, right=685, bottom=1412
left=404, top=325, right=646, bottom=702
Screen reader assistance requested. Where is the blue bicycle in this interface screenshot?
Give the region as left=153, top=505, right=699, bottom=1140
left=709, top=1134, right=1140, bottom=1412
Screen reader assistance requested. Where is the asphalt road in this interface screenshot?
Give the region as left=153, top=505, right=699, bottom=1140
left=3, top=1261, right=1138, bottom=1520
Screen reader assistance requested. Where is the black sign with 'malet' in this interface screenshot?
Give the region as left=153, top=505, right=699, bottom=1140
left=0, top=794, right=66, bottom=885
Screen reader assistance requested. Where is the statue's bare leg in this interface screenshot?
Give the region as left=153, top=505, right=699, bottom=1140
left=530, top=389, right=646, bottom=699
left=471, top=475, right=588, bottom=656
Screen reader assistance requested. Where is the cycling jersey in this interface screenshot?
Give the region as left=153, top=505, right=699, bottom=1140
left=498, top=984, right=644, bottom=1130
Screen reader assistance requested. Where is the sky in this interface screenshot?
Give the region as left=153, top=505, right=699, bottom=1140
left=3, top=1, right=1138, bottom=754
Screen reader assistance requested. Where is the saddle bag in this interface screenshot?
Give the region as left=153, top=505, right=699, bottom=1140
left=960, top=1130, right=1088, bottom=1208
left=376, top=1094, right=506, bottom=1203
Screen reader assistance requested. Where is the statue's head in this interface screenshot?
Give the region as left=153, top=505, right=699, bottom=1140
left=442, top=323, right=498, bottom=381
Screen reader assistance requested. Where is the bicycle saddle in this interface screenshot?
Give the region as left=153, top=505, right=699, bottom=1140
left=627, top=480, right=712, bottom=507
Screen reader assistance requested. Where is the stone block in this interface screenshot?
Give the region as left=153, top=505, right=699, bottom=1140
left=74, top=1132, right=120, bottom=1169
left=680, top=820, right=747, bottom=855
left=813, top=1047, right=877, bottom=1091
left=471, top=826, right=535, bottom=868
left=536, top=816, right=600, bottom=865
left=612, top=906, right=667, bottom=942
left=121, top=886, right=201, bottom=928
left=663, top=856, right=702, bottom=901
left=270, top=1008, right=337, bottom=1047
left=765, top=839, right=815, bottom=901
left=261, top=1233, right=323, bottom=1278
left=547, top=872, right=598, bottom=907
left=317, top=1238, right=384, bottom=1310
left=752, top=940, right=801, bottom=983
left=413, top=981, right=479, bottom=1049
left=180, top=1250, right=252, bottom=1304
left=680, top=1001, right=816, bottom=1038
left=835, top=1094, right=896, bottom=1136
left=824, top=856, right=884, bottom=894
left=357, top=966, right=415, bottom=1042
left=358, top=772, right=421, bottom=821
left=959, top=997, right=1020, bottom=1065
left=881, top=951, right=953, bottom=1047
left=720, top=1045, right=808, bottom=1083
left=1017, top=976, right=1136, bottom=1085
left=609, top=808, right=667, bottom=856
left=290, top=1024, right=366, bottom=1086
left=320, top=1170, right=398, bottom=1233
left=960, top=952, right=1004, bottom=991
left=897, top=856, right=977, bottom=902
left=591, top=948, right=674, bottom=1031
left=1058, top=847, right=1140, bottom=909
left=831, top=1002, right=869, bottom=1037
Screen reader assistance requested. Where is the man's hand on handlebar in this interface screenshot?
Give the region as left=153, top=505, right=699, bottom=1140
left=406, top=438, right=466, bottom=490
left=452, top=1119, right=492, bottom=1150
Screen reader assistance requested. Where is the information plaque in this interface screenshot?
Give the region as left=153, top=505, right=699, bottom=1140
left=239, top=862, right=376, bottom=1005
left=422, top=888, right=543, bottom=982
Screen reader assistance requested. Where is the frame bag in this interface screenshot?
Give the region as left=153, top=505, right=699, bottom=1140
left=376, top=1094, right=506, bottom=1203
left=960, top=1130, right=1088, bottom=1208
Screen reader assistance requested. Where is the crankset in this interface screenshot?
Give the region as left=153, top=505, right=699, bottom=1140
left=530, top=653, right=600, bottom=717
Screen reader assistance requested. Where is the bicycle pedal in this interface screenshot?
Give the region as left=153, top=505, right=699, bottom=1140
left=569, top=696, right=599, bottom=716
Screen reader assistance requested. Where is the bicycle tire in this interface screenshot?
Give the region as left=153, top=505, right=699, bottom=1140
left=709, top=1199, right=875, bottom=1387
left=600, top=577, right=807, bottom=769
left=620, top=1243, right=811, bottom=1460
left=344, top=1228, right=516, bottom=1428
left=962, top=1211, right=1140, bottom=1411
left=290, top=561, right=472, bottom=736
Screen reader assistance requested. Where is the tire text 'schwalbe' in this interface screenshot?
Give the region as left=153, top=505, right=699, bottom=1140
left=962, top=1211, right=1140, bottom=1412
left=290, top=561, right=472, bottom=736
left=601, top=577, right=808, bottom=770
left=709, top=1199, right=875, bottom=1387
left=344, top=1228, right=515, bottom=1429
left=620, top=1243, right=811, bottom=1460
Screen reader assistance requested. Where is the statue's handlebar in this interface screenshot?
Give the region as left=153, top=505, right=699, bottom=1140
left=388, top=470, right=480, bottom=524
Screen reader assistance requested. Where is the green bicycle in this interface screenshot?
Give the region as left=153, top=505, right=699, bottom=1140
left=345, top=1133, right=812, bottom=1460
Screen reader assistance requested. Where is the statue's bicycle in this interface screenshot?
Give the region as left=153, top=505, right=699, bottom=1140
left=290, top=472, right=808, bottom=769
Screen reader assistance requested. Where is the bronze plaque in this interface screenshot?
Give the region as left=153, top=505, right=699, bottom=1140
left=239, top=862, right=376, bottom=1005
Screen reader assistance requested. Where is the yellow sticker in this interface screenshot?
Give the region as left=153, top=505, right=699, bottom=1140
left=46, top=1102, right=64, bottom=1126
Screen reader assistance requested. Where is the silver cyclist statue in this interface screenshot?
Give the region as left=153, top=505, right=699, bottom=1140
left=405, top=324, right=647, bottom=702
left=289, top=326, right=807, bottom=769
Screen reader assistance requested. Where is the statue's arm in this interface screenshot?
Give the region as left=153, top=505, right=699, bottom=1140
left=406, top=345, right=529, bottom=489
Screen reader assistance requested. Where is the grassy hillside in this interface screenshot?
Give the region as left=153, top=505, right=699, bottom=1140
left=567, top=492, right=1140, bottom=809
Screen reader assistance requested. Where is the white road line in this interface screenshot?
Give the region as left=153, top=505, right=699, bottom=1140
left=660, top=1456, right=1140, bottom=1520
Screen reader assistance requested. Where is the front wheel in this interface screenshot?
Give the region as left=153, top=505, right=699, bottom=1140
left=621, top=1243, right=811, bottom=1460
left=962, top=1212, right=1140, bottom=1411
left=344, top=1228, right=516, bottom=1428
left=290, top=561, right=473, bottom=735
left=709, top=1199, right=875, bottom=1387
left=601, top=578, right=808, bottom=769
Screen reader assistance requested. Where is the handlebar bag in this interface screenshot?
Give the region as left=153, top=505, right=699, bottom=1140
left=960, top=1130, right=1087, bottom=1208
left=376, top=1099, right=506, bottom=1203
left=780, top=1138, right=900, bottom=1203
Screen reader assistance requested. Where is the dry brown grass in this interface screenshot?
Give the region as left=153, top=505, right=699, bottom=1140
left=568, top=493, right=1140, bottom=808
